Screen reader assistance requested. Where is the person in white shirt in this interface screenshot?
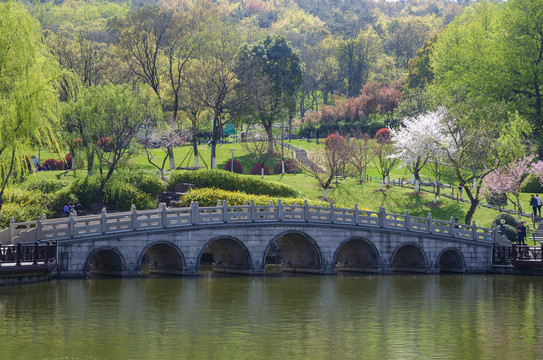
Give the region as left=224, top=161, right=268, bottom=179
left=536, top=194, right=542, bottom=217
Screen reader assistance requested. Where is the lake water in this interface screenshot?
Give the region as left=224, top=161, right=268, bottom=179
left=1, top=274, right=542, bottom=359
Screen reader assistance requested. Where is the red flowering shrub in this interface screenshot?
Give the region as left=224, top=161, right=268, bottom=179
left=273, top=160, right=297, bottom=174
left=42, top=158, right=65, bottom=170
left=223, top=159, right=244, bottom=174
left=250, top=164, right=271, bottom=175
left=375, top=128, right=392, bottom=143
left=325, top=134, right=347, bottom=150
left=97, top=136, right=114, bottom=152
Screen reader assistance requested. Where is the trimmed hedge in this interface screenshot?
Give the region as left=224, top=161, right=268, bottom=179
left=168, top=170, right=302, bottom=198
left=520, top=174, right=543, bottom=193
left=25, top=178, right=70, bottom=194
left=250, top=164, right=271, bottom=175
left=273, top=160, right=297, bottom=174
left=493, top=213, right=518, bottom=228
left=71, top=172, right=162, bottom=211
left=179, top=187, right=328, bottom=207
left=223, top=159, right=243, bottom=174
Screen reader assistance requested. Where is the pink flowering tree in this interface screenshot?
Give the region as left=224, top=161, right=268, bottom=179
left=530, top=161, right=543, bottom=185
left=138, top=119, right=190, bottom=180
left=483, top=155, right=535, bottom=217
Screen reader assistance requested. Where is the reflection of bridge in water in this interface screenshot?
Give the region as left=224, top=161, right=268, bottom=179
left=0, top=201, right=499, bottom=277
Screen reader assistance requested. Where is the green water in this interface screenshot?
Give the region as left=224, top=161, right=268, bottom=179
left=1, top=274, right=542, bottom=359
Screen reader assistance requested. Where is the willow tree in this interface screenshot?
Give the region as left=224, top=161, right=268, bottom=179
left=0, top=2, right=62, bottom=210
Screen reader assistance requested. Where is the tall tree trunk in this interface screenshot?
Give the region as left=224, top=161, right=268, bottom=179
left=210, top=142, right=216, bottom=169
left=192, top=138, right=199, bottom=168
left=463, top=186, right=479, bottom=225
left=168, top=146, right=175, bottom=170
left=86, top=148, right=94, bottom=176
left=266, top=126, right=274, bottom=154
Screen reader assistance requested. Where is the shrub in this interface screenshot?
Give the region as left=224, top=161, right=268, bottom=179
left=502, top=224, right=517, bottom=243
left=113, top=171, right=165, bottom=195
left=70, top=176, right=101, bottom=206
left=167, top=169, right=302, bottom=197
left=520, top=174, right=543, bottom=193
left=46, top=186, right=78, bottom=216
left=42, top=158, right=65, bottom=170
left=0, top=203, right=53, bottom=229
left=65, top=155, right=73, bottom=169
left=250, top=164, right=271, bottom=175
left=1, top=188, right=47, bottom=210
left=70, top=173, right=162, bottom=209
left=273, top=160, right=297, bottom=174
left=0, top=188, right=53, bottom=228
left=375, top=128, right=392, bottom=143
left=103, top=178, right=157, bottom=211
left=179, top=187, right=328, bottom=207
left=493, top=213, right=518, bottom=228
left=223, top=159, right=244, bottom=174
left=25, top=179, right=69, bottom=194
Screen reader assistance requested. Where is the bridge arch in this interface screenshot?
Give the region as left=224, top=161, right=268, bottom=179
left=334, top=237, right=380, bottom=273
left=391, top=243, right=428, bottom=273
left=139, top=241, right=185, bottom=276
left=268, top=231, right=322, bottom=273
left=437, top=248, right=465, bottom=273
left=198, top=236, right=251, bottom=274
left=86, top=247, right=125, bottom=277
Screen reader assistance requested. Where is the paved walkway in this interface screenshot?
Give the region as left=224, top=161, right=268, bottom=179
left=284, top=143, right=323, bottom=172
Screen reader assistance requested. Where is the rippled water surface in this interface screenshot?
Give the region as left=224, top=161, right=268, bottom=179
left=1, top=274, right=543, bottom=359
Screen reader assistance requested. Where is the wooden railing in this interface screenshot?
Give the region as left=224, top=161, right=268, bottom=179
left=0, top=242, right=57, bottom=266
left=0, top=200, right=499, bottom=244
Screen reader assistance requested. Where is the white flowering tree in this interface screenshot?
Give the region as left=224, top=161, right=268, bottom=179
left=484, top=155, right=534, bottom=217
left=392, top=108, right=449, bottom=183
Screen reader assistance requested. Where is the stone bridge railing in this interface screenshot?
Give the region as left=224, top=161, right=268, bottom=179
left=0, top=200, right=498, bottom=245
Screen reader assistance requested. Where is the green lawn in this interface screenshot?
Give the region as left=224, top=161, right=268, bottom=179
left=23, top=142, right=536, bottom=229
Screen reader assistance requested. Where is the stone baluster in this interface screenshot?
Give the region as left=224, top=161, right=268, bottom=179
left=304, top=200, right=309, bottom=222
left=354, top=204, right=359, bottom=224
left=161, top=203, right=167, bottom=228
left=223, top=200, right=228, bottom=223
left=378, top=207, right=386, bottom=228
left=278, top=199, right=283, bottom=221
left=250, top=200, right=256, bottom=221
left=427, top=213, right=433, bottom=234
left=330, top=201, right=334, bottom=223
left=101, top=208, right=107, bottom=233
left=450, top=217, right=455, bottom=237
left=131, top=205, right=137, bottom=229
left=405, top=210, right=410, bottom=230
left=472, top=221, right=477, bottom=240
left=69, top=212, right=75, bottom=237
left=191, top=202, right=199, bottom=225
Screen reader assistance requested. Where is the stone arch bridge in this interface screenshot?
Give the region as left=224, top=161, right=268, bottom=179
left=1, top=201, right=499, bottom=277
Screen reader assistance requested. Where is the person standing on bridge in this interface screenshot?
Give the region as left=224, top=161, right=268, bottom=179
left=536, top=194, right=542, bottom=217
left=517, top=221, right=527, bottom=245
